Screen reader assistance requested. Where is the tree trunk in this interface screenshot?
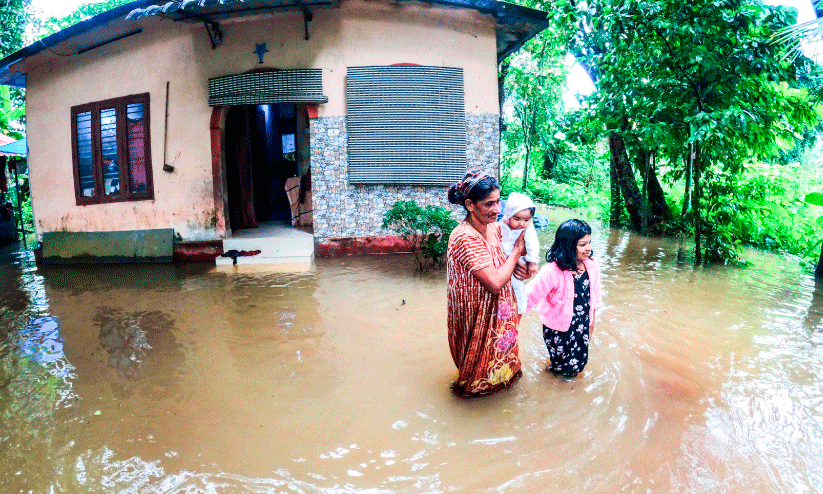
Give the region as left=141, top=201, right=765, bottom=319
left=633, top=147, right=670, bottom=227
left=523, top=108, right=537, bottom=192
left=609, top=150, right=622, bottom=226
left=609, top=132, right=644, bottom=231
left=637, top=147, right=650, bottom=235
left=692, top=142, right=702, bottom=265
left=645, top=152, right=671, bottom=221
left=816, top=241, right=823, bottom=279
left=542, top=150, right=557, bottom=178
left=522, top=140, right=531, bottom=191
left=682, top=146, right=692, bottom=217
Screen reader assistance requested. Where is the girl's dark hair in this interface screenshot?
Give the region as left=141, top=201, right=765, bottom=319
left=447, top=173, right=500, bottom=211
left=546, top=219, right=592, bottom=271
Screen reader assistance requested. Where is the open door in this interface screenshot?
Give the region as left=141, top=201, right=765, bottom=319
left=224, top=105, right=257, bottom=230
left=224, top=103, right=308, bottom=232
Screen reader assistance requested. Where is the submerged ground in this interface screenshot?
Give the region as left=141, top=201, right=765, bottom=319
left=1, top=209, right=821, bottom=493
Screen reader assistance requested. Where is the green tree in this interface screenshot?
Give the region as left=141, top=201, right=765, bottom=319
left=0, top=0, right=30, bottom=138
left=34, top=0, right=132, bottom=37
left=0, top=0, right=29, bottom=57
left=503, top=32, right=569, bottom=190
left=499, top=0, right=579, bottom=192
left=805, top=191, right=823, bottom=278
left=575, top=0, right=818, bottom=263
left=0, top=84, right=24, bottom=139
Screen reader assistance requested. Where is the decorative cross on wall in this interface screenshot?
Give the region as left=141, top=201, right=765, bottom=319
left=254, top=43, right=268, bottom=64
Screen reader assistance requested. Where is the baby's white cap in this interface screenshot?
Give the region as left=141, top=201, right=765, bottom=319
left=502, top=192, right=536, bottom=221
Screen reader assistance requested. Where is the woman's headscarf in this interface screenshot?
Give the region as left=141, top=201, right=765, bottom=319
left=456, top=169, right=493, bottom=200
left=501, top=192, right=536, bottom=222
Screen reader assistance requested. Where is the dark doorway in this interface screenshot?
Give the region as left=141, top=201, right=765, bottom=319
left=224, top=103, right=299, bottom=231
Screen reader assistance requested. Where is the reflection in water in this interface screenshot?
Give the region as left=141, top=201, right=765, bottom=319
left=97, top=309, right=152, bottom=379
left=0, top=316, right=75, bottom=492
left=1, top=210, right=822, bottom=492
left=95, top=309, right=181, bottom=381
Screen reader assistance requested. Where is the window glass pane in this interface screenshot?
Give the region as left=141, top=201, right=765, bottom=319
left=282, top=133, right=295, bottom=162
left=126, top=102, right=148, bottom=195
left=76, top=111, right=95, bottom=197
left=100, top=107, right=119, bottom=196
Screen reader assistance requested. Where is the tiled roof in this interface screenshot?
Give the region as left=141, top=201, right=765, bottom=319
left=127, top=0, right=338, bottom=20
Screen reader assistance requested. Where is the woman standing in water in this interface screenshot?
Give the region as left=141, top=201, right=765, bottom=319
left=446, top=170, right=528, bottom=396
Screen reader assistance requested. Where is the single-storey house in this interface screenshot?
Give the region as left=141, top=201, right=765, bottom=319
left=0, top=0, right=549, bottom=264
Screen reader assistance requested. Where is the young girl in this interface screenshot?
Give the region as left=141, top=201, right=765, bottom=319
left=499, top=192, right=540, bottom=314
left=525, top=219, right=603, bottom=377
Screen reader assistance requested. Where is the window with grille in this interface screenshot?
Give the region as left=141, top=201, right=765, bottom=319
left=346, top=66, right=466, bottom=185
left=71, top=93, right=153, bottom=205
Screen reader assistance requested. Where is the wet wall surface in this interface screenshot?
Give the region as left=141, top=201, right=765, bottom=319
left=1, top=211, right=822, bottom=493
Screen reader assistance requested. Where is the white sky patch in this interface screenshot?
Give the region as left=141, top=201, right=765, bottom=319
left=30, top=0, right=91, bottom=18
left=765, top=0, right=816, bottom=23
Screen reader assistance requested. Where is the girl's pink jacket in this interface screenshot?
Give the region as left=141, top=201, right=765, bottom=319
left=524, top=258, right=603, bottom=332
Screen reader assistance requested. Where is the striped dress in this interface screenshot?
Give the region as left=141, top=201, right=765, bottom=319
left=447, top=221, right=522, bottom=396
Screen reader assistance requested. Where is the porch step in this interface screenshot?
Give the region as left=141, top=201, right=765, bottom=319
left=217, top=234, right=314, bottom=266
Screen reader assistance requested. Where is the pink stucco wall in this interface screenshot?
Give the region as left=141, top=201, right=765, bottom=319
left=25, top=0, right=499, bottom=241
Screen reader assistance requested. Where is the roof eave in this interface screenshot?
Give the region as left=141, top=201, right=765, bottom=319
left=0, top=0, right=548, bottom=86
left=0, top=1, right=153, bottom=87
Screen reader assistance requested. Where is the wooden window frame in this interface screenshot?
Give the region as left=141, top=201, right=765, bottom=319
left=71, top=93, right=154, bottom=205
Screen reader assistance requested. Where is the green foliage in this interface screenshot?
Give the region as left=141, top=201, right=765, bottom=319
left=0, top=0, right=30, bottom=59
left=805, top=192, right=823, bottom=208
left=503, top=161, right=607, bottom=208
left=501, top=4, right=574, bottom=190
left=382, top=201, right=458, bottom=273
left=674, top=162, right=819, bottom=264
left=0, top=0, right=29, bottom=138
left=0, top=85, right=25, bottom=139
left=581, top=0, right=814, bottom=165
left=804, top=189, right=823, bottom=262
left=35, top=0, right=132, bottom=37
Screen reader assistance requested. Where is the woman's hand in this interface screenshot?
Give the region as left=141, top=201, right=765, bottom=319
left=473, top=230, right=529, bottom=294
left=512, top=229, right=527, bottom=258
left=512, top=261, right=529, bottom=280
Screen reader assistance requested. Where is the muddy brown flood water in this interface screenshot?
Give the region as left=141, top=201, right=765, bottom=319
left=1, top=210, right=822, bottom=493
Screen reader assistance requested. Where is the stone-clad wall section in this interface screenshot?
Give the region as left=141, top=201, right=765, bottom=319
left=310, top=114, right=499, bottom=239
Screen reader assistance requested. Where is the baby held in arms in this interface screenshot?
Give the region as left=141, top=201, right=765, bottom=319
left=498, top=192, right=540, bottom=314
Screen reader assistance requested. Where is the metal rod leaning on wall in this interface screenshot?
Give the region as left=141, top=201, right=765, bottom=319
left=162, top=81, right=175, bottom=173
left=164, top=81, right=169, bottom=167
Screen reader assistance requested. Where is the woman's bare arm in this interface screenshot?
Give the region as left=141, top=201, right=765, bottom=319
left=472, top=231, right=526, bottom=294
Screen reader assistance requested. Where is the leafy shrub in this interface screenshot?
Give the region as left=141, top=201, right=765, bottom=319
left=382, top=200, right=458, bottom=273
